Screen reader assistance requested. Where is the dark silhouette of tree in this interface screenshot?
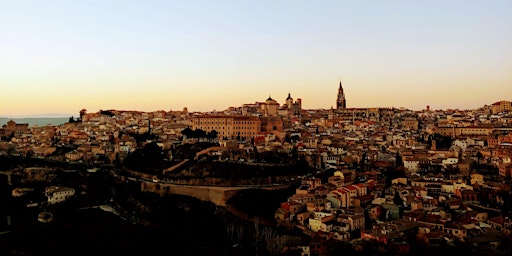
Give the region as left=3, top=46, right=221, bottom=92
left=361, top=150, right=368, bottom=172
left=123, top=142, right=169, bottom=173
left=99, top=110, right=115, bottom=117
left=394, top=190, right=403, bottom=206
left=290, top=134, right=300, bottom=143
left=432, top=133, right=453, bottom=149
left=181, top=127, right=194, bottom=139
left=127, top=131, right=157, bottom=143
left=193, top=129, right=206, bottom=139
left=207, top=130, right=218, bottom=142
left=395, top=151, right=403, bottom=167
left=68, top=116, right=76, bottom=123
left=181, top=127, right=208, bottom=140
left=79, top=108, right=87, bottom=122
left=476, top=151, right=483, bottom=165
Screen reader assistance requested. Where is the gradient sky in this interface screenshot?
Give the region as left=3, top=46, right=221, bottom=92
left=1, top=0, right=511, bottom=117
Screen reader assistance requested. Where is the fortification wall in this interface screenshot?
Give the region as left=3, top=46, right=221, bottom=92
left=141, top=181, right=232, bottom=206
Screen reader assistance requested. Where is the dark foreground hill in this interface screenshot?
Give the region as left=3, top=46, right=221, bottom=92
left=0, top=196, right=232, bottom=256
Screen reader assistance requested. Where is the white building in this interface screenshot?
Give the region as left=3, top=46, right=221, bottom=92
left=45, top=186, right=75, bottom=204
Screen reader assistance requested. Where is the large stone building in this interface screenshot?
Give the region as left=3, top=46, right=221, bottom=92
left=491, top=100, right=512, bottom=114
left=434, top=126, right=494, bottom=137
left=191, top=115, right=260, bottom=139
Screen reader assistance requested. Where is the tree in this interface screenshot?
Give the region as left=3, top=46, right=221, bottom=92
left=361, top=150, right=368, bottom=172
left=476, top=151, right=483, bottom=165
left=193, top=129, right=206, bottom=139
left=181, top=127, right=194, bottom=139
left=79, top=108, right=87, bottom=122
left=432, top=133, right=453, bottom=149
left=123, top=142, right=167, bottom=173
left=393, top=190, right=404, bottom=206
left=395, top=151, right=403, bottom=167
left=290, top=134, right=300, bottom=143
left=207, top=130, right=218, bottom=142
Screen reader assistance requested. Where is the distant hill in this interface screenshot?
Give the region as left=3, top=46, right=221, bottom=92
left=0, top=117, right=70, bottom=127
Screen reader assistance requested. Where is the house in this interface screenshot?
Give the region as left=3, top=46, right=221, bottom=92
left=444, top=222, right=468, bottom=240
left=499, top=162, right=512, bottom=179
left=12, top=187, right=34, bottom=197
left=276, top=201, right=304, bottom=221
left=45, top=186, right=75, bottom=204
left=314, top=186, right=332, bottom=199
left=337, top=213, right=365, bottom=231
left=329, top=189, right=351, bottom=208
left=275, top=208, right=290, bottom=221
left=296, top=211, right=314, bottom=226
left=282, top=201, right=304, bottom=215
left=295, top=245, right=310, bottom=256
left=309, top=234, right=348, bottom=256
left=403, top=209, right=424, bottom=222
left=306, top=198, right=332, bottom=212
left=487, top=215, right=512, bottom=233
left=302, top=177, right=322, bottom=190
left=289, top=193, right=315, bottom=204
left=65, top=149, right=83, bottom=161
left=470, top=171, right=484, bottom=185
left=308, top=216, right=335, bottom=233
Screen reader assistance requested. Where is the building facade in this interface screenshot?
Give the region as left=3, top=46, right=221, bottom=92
left=191, top=115, right=260, bottom=139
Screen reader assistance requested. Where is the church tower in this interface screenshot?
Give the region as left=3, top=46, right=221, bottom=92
left=285, top=92, right=293, bottom=108
left=336, top=80, right=346, bottom=110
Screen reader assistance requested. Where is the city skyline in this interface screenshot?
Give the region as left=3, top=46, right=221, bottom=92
left=1, top=0, right=511, bottom=117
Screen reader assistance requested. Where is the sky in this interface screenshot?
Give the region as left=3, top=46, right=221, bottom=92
left=1, top=0, right=511, bottom=117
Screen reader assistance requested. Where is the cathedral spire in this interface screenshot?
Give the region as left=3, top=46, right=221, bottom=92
left=336, top=79, right=346, bottom=110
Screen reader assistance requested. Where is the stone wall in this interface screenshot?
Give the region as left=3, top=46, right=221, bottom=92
left=141, top=181, right=236, bottom=206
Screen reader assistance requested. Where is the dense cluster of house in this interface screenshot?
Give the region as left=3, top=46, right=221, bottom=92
left=275, top=169, right=512, bottom=255
left=1, top=95, right=512, bottom=254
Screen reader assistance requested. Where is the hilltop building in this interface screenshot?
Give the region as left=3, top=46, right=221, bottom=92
left=332, top=81, right=397, bottom=123
left=0, top=119, right=29, bottom=138
left=283, top=92, right=302, bottom=116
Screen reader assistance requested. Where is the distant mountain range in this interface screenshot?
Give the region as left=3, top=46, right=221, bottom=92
left=1, top=113, right=74, bottom=118
left=0, top=117, right=71, bottom=127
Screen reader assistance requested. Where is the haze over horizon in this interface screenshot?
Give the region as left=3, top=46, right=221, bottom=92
left=1, top=0, right=511, bottom=117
